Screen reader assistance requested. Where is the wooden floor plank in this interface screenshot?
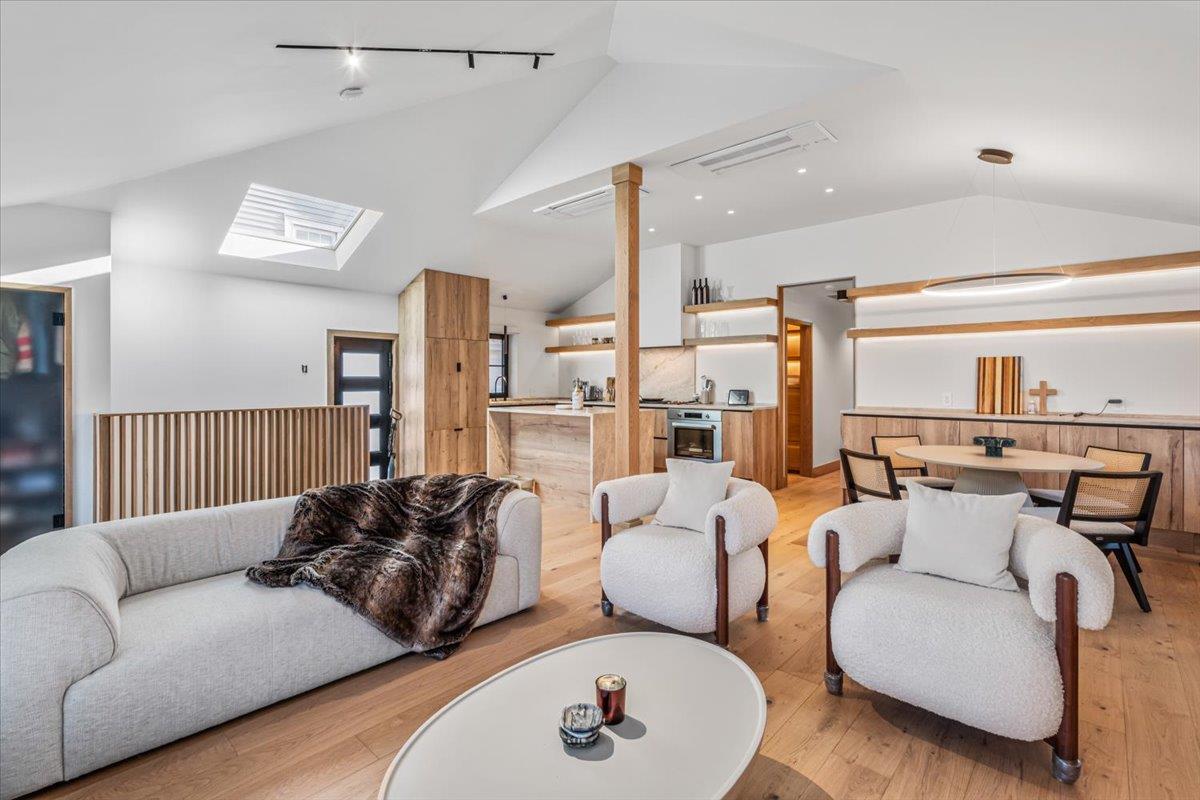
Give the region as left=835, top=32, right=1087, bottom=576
left=24, top=472, right=1200, bottom=800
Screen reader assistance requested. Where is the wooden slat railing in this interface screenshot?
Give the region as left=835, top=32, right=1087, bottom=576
left=93, top=405, right=369, bottom=522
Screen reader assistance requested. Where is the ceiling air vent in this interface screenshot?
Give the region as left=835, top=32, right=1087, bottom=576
left=670, top=122, right=837, bottom=179
left=534, top=185, right=650, bottom=220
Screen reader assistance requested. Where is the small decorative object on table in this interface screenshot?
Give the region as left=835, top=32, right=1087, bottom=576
left=595, top=674, right=627, bottom=725
left=973, top=435, right=1016, bottom=457
left=559, top=703, right=604, bottom=748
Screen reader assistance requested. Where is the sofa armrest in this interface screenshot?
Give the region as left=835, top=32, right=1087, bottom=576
left=808, top=501, right=908, bottom=571
left=1010, top=514, right=1114, bottom=630
left=1, top=530, right=126, bottom=799
left=707, top=479, right=777, bottom=554
left=591, top=473, right=671, bottom=525
left=495, top=490, right=542, bottom=612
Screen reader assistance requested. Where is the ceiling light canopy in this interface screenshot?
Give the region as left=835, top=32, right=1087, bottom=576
left=921, top=148, right=1071, bottom=298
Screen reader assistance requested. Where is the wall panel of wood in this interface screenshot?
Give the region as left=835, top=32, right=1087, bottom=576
left=1118, top=427, right=1185, bottom=531
left=94, top=405, right=369, bottom=522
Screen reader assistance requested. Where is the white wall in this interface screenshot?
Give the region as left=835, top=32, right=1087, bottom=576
left=783, top=282, right=855, bottom=467
left=490, top=305, right=559, bottom=398
left=1, top=204, right=112, bottom=524
left=700, top=196, right=1200, bottom=415
left=108, top=263, right=397, bottom=411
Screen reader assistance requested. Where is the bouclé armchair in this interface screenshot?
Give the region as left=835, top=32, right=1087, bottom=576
left=808, top=501, right=1114, bottom=784
left=592, top=473, right=777, bottom=647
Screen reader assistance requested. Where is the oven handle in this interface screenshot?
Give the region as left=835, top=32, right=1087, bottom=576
left=671, top=422, right=718, bottom=431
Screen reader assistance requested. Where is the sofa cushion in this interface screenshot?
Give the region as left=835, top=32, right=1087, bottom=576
left=898, top=482, right=1024, bottom=591
left=61, top=556, right=519, bottom=778
left=86, top=496, right=298, bottom=597
left=832, top=565, right=1062, bottom=741
left=600, top=523, right=763, bottom=634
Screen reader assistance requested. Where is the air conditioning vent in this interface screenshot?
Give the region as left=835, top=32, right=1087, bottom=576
left=534, top=185, right=650, bottom=220
left=670, top=122, right=837, bottom=179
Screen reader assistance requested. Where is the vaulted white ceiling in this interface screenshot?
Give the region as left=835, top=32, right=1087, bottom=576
left=2, top=1, right=1197, bottom=311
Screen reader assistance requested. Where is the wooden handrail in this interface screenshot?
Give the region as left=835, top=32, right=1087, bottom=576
left=93, top=405, right=369, bottom=522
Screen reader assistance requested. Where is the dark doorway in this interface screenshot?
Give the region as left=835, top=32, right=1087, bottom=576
left=330, top=334, right=395, bottom=480
left=1, top=284, right=71, bottom=553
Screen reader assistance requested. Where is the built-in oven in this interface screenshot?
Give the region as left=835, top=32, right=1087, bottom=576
left=667, top=409, right=723, bottom=463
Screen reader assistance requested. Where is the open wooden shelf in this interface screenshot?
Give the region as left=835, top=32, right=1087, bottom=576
left=846, top=310, right=1200, bottom=339
left=545, top=342, right=615, bottom=354
left=683, top=334, right=779, bottom=347
left=844, top=250, right=1200, bottom=301
left=684, top=297, right=778, bottom=314
left=545, top=312, right=615, bottom=328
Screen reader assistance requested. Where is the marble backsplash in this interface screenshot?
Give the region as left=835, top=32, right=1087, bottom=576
left=640, top=347, right=696, bottom=400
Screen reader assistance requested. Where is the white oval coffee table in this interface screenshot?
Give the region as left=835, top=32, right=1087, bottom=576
left=379, top=632, right=766, bottom=800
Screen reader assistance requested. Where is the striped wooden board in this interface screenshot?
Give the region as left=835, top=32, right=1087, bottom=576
left=975, top=355, right=1024, bottom=414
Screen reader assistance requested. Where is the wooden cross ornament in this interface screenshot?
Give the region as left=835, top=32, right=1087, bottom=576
left=1029, top=380, right=1058, bottom=415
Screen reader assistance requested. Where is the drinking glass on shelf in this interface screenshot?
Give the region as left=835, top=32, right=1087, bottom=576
left=722, top=283, right=735, bottom=301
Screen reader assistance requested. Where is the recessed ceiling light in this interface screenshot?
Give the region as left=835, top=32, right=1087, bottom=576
left=694, top=195, right=703, bottom=201
left=648, top=227, right=656, bottom=232
left=346, top=49, right=361, bottom=68
left=726, top=209, right=735, bottom=215
left=797, top=168, right=807, bottom=174
left=824, top=187, right=835, bottom=193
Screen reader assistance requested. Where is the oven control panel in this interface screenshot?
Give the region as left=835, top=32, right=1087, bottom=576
left=666, top=409, right=721, bottom=422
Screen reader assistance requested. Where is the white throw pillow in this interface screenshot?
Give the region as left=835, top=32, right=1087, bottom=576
left=654, top=459, right=735, bottom=533
left=897, top=482, right=1025, bottom=591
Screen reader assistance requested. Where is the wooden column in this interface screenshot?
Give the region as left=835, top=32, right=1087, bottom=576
left=612, top=162, right=643, bottom=477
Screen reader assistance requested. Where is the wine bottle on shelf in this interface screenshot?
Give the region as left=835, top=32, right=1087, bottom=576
left=703, top=278, right=710, bottom=303
left=692, top=279, right=699, bottom=305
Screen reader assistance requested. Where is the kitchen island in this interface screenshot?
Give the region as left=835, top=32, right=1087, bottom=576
left=487, top=406, right=655, bottom=507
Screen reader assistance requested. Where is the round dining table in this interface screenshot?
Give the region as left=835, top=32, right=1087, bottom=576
left=894, top=444, right=1105, bottom=502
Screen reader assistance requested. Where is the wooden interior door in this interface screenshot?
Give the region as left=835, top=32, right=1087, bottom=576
left=785, top=320, right=813, bottom=475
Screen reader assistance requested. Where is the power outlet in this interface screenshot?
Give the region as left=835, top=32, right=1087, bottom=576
left=941, top=392, right=953, bottom=407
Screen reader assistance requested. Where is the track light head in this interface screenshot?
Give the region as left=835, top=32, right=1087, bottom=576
left=467, top=52, right=475, bottom=69
left=533, top=55, right=540, bottom=69
left=345, top=49, right=361, bottom=68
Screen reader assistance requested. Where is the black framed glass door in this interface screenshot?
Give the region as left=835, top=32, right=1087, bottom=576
left=332, top=336, right=394, bottom=480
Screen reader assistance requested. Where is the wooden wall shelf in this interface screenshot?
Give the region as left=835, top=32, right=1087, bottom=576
left=545, top=342, right=615, bottom=354
left=545, top=312, right=615, bottom=328
left=844, top=251, right=1200, bottom=301
left=683, top=334, right=779, bottom=347
left=847, top=310, right=1200, bottom=339
left=684, top=297, right=778, bottom=314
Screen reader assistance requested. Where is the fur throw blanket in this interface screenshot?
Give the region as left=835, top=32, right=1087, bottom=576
left=247, top=474, right=514, bottom=659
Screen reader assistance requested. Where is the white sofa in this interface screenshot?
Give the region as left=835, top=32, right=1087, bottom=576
left=0, top=490, right=542, bottom=800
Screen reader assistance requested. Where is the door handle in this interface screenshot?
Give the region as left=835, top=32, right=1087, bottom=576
left=456, top=362, right=462, bottom=373
left=454, top=427, right=464, bottom=432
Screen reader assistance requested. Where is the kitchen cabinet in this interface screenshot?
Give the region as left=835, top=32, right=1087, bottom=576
left=722, top=409, right=783, bottom=489
left=398, top=269, right=489, bottom=476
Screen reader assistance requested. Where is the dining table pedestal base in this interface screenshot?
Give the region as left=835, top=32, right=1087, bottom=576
left=953, top=467, right=1032, bottom=503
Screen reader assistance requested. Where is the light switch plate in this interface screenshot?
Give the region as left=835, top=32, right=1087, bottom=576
left=941, top=392, right=953, bottom=407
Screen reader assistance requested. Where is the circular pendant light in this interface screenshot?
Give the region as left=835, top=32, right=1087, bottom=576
left=921, top=148, right=1071, bottom=297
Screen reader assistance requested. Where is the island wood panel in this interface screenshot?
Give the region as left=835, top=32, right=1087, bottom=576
left=1118, top=427, right=1185, bottom=531
left=723, top=409, right=782, bottom=489
left=1006, top=422, right=1062, bottom=490
left=486, top=412, right=511, bottom=476
left=653, top=439, right=667, bottom=472
left=653, top=410, right=668, bottom=439
left=1185, top=430, right=1200, bottom=534
left=913, top=418, right=961, bottom=481
left=839, top=414, right=877, bottom=489
left=592, top=410, right=655, bottom=486
left=874, top=416, right=917, bottom=437
left=507, top=414, right=593, bottom=506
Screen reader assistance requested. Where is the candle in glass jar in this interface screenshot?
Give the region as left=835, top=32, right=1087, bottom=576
left=595, top=673, right=626, bottom=725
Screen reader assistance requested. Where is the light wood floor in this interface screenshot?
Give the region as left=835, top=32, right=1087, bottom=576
left=34, top=473, right=1200, bottom=800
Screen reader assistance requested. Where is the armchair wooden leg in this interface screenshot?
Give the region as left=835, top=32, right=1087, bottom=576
left=599, top=493, right=613, bottom=617
left=1052, top=572, right=1081, bottom=784
left=824, top=530, right=843, bottom=695
left=715, top=517, right=729, bottom=647
left=757, top=538, right=769, bottom=622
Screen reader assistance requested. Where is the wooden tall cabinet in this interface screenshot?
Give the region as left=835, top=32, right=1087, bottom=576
left=397, top=269, right=489, bottom=476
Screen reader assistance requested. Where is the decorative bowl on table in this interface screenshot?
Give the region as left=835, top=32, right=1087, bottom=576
left=559, top=702, right=604, bottom=748
left=973, top=436, right=1016, bottom=457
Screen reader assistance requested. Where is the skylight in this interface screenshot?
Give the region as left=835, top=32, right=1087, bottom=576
left=219, top=183, right=381, bottom=270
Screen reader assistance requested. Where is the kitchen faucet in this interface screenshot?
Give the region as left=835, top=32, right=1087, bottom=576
left=493, top=374, right=508, bottom=395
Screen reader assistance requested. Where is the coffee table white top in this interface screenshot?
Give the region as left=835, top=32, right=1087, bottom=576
left=896, top=444, right=1104, bottom=474
left=379, top=632, right=766, bottom=800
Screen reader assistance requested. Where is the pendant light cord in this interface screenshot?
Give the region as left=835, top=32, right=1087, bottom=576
left=991, top=164, right=997, bottom=280
left=1008, top=165, right=1068, bottom=276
